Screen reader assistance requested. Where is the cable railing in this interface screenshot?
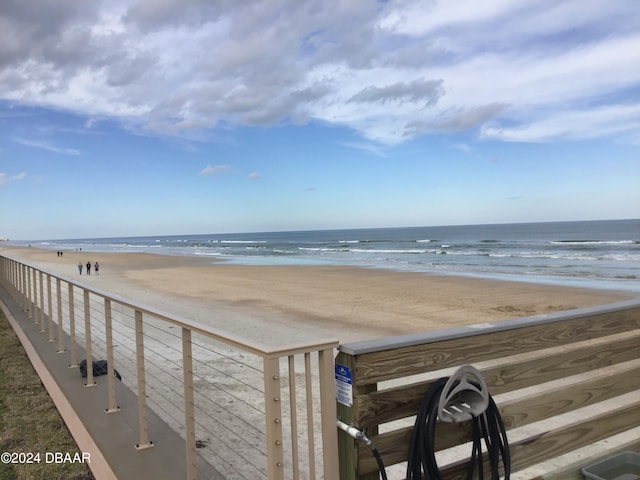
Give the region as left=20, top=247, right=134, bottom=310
left=1, top=255, right=340, bottom=480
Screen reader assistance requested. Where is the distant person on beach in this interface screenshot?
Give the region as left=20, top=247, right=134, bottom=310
left=86, top=261, right=92, bottom=275
left=94, top=262, right=99, bottom=275
left=78, top=262, right=83, bottom=275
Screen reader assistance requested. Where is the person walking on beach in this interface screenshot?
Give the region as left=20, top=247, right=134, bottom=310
left=78, top=262, right=83, bottom=275
left=86, top=261, right=92, bottom=275
left=94, top=261, right=99, bottom=275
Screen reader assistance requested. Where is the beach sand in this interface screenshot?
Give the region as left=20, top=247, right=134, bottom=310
left=2, top=245, right=634, bottom=346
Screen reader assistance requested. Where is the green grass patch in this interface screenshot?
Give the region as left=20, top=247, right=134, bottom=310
left=0, top=309, right=94, bottom=480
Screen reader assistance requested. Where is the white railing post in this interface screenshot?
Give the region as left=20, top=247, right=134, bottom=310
left=38, top=271, right=45, bottom=332
left=21, top=264, right=28, bottom=311
left=83, top=289, right=96, bottom=387
left=134, top=309, right=154, bottom=450
left=304, top=352, right=317, bottom=480
left=5, top=259, right=13, bottom=300
left=28, top=267, right=34, bottom=320
left=56, top=278, right=66, bottom=353
left=264, top=356, right=285, bottom=480
left=104, top=298, right=120, bottom=414
left=182, top=327, right=197, bottom=480
left=68, top=283, right=78, bottom=367
left=47, top=274, right=54, bottom=342
left=7, top=259, right=14, bottom=299
left=1, top=257, right=5, bottom=285
left=288, top=355, right=300, bottom=480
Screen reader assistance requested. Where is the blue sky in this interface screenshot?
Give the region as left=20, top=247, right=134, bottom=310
left=1, top=0, right=639, bottom=240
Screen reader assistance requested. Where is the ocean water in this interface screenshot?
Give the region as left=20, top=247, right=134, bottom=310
left=16, top=219, right=640, bottom=292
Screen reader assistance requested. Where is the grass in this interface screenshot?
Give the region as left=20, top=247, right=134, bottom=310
left=0, top=309, right=94, bottom=480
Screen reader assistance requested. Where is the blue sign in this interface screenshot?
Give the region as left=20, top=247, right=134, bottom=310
left=335, top=364, right=353, bottom=407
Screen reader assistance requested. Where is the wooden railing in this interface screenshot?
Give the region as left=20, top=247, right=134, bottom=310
left=0, top=255, right=339, bottom=480
left=336, top=298, right=640, bottom=479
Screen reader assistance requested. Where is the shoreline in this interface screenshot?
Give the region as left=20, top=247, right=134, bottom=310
left=1, top=244, right=635, bottom=345
left=6, top=233, right=640, bottom=296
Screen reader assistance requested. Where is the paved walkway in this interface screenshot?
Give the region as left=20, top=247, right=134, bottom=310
left=0, top=286, right=223, bottom=480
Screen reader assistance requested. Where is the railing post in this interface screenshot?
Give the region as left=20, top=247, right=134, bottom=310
left=1, top=257, right=5, bottom=285
left=6, top=259, right=14, bottom=301
left=28, top=267, right=34, bottom=320
left=21, top=264, right=28, bottom=311
left=104, top=298, right=120, bottom=414
left=68, top=284, right=78, bottom=367
left=335, top=351, right=378, bottom=480
left=8, top=260, right=17, bottom=303
left=134, top=309, right=154, bottom=450
left=319, top=348, right=339, bottom=480
left=182, top=327, right=197, bottom=480
left=38, top=271, right=45, bottom=332
left=47, top=274, right=54, bottom=342
left=13, top=260, right=20, bottom=302
left=2, top=258, right=8, bottom=290
left=264, top=356, right=285, bottom=480
left=288, top=355, right=300, bottom=479
left=304, top=352, right=317, bottom=480
left=16, top=261, right=22, bottom=303
left=17, top=261, right=23, bottom=305
left=83, top=289, right=96, bottom=387
left=56, top=278, right=66, bottom=353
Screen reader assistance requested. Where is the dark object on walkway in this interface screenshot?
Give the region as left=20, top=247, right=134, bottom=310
left=79, top=359, right=122, bottom=381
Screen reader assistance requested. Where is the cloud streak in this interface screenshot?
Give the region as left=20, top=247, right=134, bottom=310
left=199, top=164, right=230, bottom=177
left=0, top=171, right=27, bottom=187
left=12, top=137, right=81, bottom=155
left=1, top=0, right=638, bottom=145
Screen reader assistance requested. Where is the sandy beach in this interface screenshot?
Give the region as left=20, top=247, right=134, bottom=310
left=2, top=245, right=634, bottom=346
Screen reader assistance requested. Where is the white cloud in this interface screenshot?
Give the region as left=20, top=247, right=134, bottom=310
left=248, top=172, right=260, bottom=180
left=481, top=103, right=640, bottom=142
left=12, top=137, right=81, bottom=155
left=199, top=164, right=230, bottom=176
left=1, top=0, right=639, bottom=144
left=377, top=0, right=520, bottom=36
left=340, top=142, right=387, bottom=158
left=0, top=172, right=27, bottom=186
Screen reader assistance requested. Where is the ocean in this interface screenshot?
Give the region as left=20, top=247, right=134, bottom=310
left=13, top=219, right=640, bottom=292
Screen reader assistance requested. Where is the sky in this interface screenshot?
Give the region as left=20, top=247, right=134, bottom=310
left=1, top=0, right=639, bottom=240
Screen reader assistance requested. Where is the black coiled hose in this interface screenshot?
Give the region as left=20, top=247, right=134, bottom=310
left=406, top=377, right=511, bottom=480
